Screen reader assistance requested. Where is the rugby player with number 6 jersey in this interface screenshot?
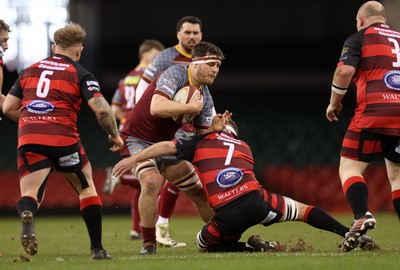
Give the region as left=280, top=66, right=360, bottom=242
left=2, top=22, right=123, bottom=259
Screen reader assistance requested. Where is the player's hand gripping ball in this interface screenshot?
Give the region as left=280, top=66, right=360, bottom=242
left=172, top=85, right=202, bottom=124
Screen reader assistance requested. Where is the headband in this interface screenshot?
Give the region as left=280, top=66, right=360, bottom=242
left=192, top=55, right=222, bottom=65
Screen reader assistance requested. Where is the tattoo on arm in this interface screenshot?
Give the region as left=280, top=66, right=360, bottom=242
left=92, top=97, right=119, bottom=137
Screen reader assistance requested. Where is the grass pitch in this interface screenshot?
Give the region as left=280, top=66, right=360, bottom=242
left=0, top=213, right=399, bottom=270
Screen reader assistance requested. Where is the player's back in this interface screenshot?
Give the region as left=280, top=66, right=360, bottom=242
left=17, top=55, right=85, bottom=147
left=353, top=23, right=400, bottom=135
left=192, top=132, right=261, bottom=209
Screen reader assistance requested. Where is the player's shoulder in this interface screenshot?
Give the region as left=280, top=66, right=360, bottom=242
left=152, top=46, right=179, bottom=62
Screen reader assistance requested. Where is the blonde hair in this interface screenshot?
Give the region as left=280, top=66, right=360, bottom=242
left=53, top=22, right=86, bottom=49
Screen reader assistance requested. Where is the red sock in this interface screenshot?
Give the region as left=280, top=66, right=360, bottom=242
left=142, top=226, right=156, bottom=243
left=131, top=189, right=141, bottom=232
left=158, top=181, right=180, bottom=218
left=120, top=172, right=140, bottom=189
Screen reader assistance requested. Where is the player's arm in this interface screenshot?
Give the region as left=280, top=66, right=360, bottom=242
left=196, top=110, right=232, bottom=134
left=150, top=93, right=202, bottom=118
left=326, top=33, right=360, bottom=122
left=113, top=141, right=177, bottom=178
left=0, top=93, right=5, bottom=118
left=326, top=65, right=356, bottom=122
left=0, top=65, right=3, bottom=93
left=111, top=104, right=123, bottom=121
left=87, top=96, right=124, bottom=151
left=2, top=93, right=22, bottom=121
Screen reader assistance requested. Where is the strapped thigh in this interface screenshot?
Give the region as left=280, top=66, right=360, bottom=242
left=167, top=167, right=201, bottom=191
left=133, top=159, right=159, bottom=180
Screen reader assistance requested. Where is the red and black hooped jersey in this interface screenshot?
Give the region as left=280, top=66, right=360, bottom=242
left=9, top=54, right=103, bottom=148
left=175, top=131, right=262, bottom=209
left=338, top=23, right=400, bottom=136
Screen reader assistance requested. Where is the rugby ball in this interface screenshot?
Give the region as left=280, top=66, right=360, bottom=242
left=172, top=85, right=202, bottom=124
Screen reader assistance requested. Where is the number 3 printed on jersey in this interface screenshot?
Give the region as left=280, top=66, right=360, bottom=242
left=36, top=70, right=54, bottom=98
left=388, top=38, right=400, bottom=68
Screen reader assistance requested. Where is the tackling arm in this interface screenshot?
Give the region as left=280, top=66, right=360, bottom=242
left=112, top=141, right=177, bottom=178
left=197, top=110, right=232, bottom=134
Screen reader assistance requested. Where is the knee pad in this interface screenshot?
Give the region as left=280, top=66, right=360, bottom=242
left=282, top=196, right=299, bottom=221
left=168, top=169, right=202, bottom=191
left=133, top=159, right=158, bottom=180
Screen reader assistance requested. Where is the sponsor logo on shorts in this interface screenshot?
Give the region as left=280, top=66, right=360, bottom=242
left=260, top=211, right=278, bottom=224
left=59, top=152, right=80, bottom=167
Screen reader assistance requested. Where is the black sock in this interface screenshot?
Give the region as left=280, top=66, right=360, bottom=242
left=393, top=198, right=400, bottom=221
left=16, top=196, right=38, bottom=216
left=81, top=204, right=103, bottom=250
left=346, top=182, right=369, bottom=219
left=306, top=207, right=349, bottom=237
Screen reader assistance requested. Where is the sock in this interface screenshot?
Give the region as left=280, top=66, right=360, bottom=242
left=158, top=181, right=180, bottom=219
left=120, top=172, right=141, bottom=188
left=342, top=176, right=369, bottom=219
left=16, top=196, right=39, bottom=216
left=142, top=226, right=156, bottom=243
left=156, top=216, right=169, bottom=225
left=304, top=206, right=349, bottom=237
left=81, top=196, right=103, bottom=250
left=392, top=190, right=400, bottom=220
left=131, top=189, right=141, bottom=232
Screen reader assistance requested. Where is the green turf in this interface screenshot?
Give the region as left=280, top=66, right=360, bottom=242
left=0, top=213, right=399, bottom=269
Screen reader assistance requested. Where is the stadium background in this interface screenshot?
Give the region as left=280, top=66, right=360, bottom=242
left=1, top=0, right=399, bottom=215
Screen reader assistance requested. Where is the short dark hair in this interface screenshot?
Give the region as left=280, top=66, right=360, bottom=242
left=138, top=39, right=165, bottom=60
left=176, top=16, right=202, bottom=32
left=192, top=41, right=225, bottom=60
left=0, top=19, right=11, bottom=33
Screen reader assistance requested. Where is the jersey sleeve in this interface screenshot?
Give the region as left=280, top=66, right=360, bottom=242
left=337, top=30, right=364, bottom=68
left=194, top=87, right=214, bottom=130
left=175, top=133, right=208, bottom=162
left=8, top=78, right=23, bottom=98
left=80, top=73, right=103, bottom=102
left=155, top=65, right=187, bottom=99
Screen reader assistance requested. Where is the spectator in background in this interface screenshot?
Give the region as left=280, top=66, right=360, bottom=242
left=2, top=22, right=123, bottom=259
left=116, top=41, right=225, bottom=255
left=326, top=1, right=400, bottom=252
left=102, top=39, right=165, bottom=240
left=0, top=19, right=11, bottom=114
left=134, top=15, right=203, bottom=248
left=113, top=117, right=378, bottom=253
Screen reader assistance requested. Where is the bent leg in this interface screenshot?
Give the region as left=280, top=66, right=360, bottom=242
left=162, top=161, right=213, bottom=223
